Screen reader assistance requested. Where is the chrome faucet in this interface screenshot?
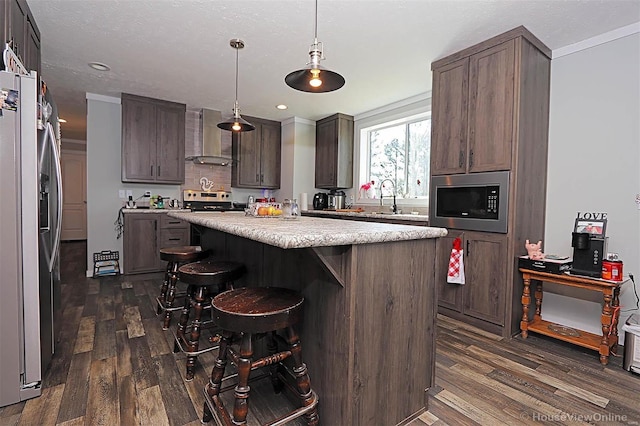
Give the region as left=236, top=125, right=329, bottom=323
left=378, top=179, right=398, bottom=214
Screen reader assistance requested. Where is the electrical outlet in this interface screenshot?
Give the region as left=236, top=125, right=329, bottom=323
left=144, top=191, right=151, bottom=197
left=118, top=190, right=125, bottom=198
left=126, top=190, right=133, bottom=198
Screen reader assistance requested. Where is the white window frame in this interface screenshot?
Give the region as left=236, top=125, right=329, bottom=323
left=352, top=93, right=431, bottom=208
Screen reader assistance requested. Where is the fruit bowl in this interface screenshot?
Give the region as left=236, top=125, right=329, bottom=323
left=245, top=201, right=283, bottom=217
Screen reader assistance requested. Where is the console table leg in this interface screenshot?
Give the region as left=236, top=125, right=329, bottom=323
left=600, top=291, right=613, bottom=365
left=611, top=287, right=621, bottom=355
left=520, top=274, right=531, bottom=338
left=534, top=281, right=543, bottom=320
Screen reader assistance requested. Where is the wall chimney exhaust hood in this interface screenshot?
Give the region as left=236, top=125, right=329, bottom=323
left=186, top=109, right=235, bottom=166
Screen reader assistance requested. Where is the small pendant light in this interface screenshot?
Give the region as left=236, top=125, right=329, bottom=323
left=285, top=0, right=345, bottom=93
left=218, top=39, right=255, bottom=132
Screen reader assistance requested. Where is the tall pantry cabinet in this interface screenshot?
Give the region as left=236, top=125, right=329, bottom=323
left=430, top=26, right=551, bottom=337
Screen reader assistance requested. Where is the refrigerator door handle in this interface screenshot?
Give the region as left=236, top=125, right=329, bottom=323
left=46, top=123, right=63, bottom=272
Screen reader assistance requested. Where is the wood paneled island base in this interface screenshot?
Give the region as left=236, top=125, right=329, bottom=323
left=168, top=213, right=447, bottom=425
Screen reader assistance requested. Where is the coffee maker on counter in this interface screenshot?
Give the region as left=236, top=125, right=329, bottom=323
left=312, top=192, right=328, bottom=210
left=313, top=190, right=347, bottom=210
left=570, top=213, right=607, bottom=278
left=328, top=190, right=346, bottom=210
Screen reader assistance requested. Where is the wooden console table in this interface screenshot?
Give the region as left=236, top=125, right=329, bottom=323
left=519, top=268, right=625, bottom=365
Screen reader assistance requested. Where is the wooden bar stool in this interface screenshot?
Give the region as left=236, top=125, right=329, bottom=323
left=203, top=287, right=319, bottom=426
left=174, top=259, right=246, bottom=381
left=156, top=245, right=209, bottom=330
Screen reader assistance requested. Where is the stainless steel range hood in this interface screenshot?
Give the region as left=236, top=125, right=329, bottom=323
left=185, top=109, right=235, bottom=166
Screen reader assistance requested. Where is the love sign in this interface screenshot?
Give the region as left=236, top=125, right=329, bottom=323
left=576, top=212, right=607, bottom=221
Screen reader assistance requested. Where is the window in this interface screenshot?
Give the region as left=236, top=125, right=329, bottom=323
left=363, top=115, right=431, bottom=201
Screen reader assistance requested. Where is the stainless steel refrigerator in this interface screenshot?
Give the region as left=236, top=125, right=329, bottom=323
left=1, top=65, right=62, bottom=407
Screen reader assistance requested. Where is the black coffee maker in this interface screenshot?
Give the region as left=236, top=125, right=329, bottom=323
left=312, top=192, right=328, bottom=210
left=570, top=217, right=607, bottom=278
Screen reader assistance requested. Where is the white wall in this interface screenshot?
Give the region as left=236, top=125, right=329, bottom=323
left=543, top=30, right=640, bottom=340
left=279, top=119, right=296, bottom=201
left=287, top=117, right=316, bottom=210
left=85, top=94, right=182, bottom=276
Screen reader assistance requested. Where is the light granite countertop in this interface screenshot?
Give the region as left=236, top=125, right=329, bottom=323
left=168, top=211, right=447, bottom=249
left=302, top=210, right=430, bottom=222
left=121, top=208, right=191, bottom=214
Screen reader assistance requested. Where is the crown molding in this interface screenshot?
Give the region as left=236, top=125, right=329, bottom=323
left=553, top=22, right=640, bottom=59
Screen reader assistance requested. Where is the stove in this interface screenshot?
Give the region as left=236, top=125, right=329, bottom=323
left=182, top=190, right=245, bottom=212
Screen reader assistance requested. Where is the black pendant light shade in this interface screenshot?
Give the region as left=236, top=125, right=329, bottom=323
left=285, top=66, right=345, bottom=93
left=217, top=102, right=255, bottom=132
left=285, top=0, right=345, bottom=93
left=218, top=39, right=255, bottom=132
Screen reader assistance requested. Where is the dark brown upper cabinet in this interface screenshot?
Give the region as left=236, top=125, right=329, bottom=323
left=1, top=0, right=40, bottom=75
left=315, top=113, right=354, bottom=190
left=121, top=93, right=186, bottom=184
left=431, top=37, right=522, bottom=175
left=231, top=116, right=281, bottom=189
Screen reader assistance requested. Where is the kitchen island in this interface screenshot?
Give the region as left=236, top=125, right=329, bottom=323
left=168, top=211, right=447, bottom=425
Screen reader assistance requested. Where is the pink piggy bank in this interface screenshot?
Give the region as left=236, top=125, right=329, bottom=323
left=525, top=240, right=545, bottom=260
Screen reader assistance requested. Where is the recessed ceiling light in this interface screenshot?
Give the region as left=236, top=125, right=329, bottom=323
left=276, top=104, right=288, bottom=110
left=57, top=118, right=67, bottom=123
left=88, top=62, right=110, bottom=71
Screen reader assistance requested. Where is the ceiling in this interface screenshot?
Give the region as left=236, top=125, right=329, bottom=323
left=26, top=0, right=640, bottom=141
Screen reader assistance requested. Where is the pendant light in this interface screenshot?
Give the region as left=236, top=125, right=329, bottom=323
left=218, top=39, right=255, bottom=132
left=285, top=0, right=345, bottom=93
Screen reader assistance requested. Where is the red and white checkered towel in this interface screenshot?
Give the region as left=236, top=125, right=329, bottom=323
left=447, top=237, right=465, bottom=285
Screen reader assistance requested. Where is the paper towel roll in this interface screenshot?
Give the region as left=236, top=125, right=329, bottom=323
left=299, top=193, right=308, bottom=211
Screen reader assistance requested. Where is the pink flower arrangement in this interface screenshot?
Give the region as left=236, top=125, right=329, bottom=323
left=360, top=180, right=375, bottom=191
left=359, top=180, right=376, bottom=199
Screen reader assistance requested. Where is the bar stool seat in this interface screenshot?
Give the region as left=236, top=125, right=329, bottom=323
left=203, top=287, right=319, bottom=426
left=156, top=245, right=209, bottom=330
left=174, top=259, right=246, bottom=381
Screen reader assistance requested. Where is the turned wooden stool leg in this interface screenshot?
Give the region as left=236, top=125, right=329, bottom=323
left=185, top=285, right=208, bottom=380
left=157, top=260, right=174, bottom=315
left=285, top=326, right=319, bottom=426
left=232, top=333, right=253, bottom=425
left=267, top=331, right=284, bottom=393
left=203, top=330, right=233, bottom=424
left=163, top=260, right=180, bottom=329
left=174, top=285, right=194, bottom=353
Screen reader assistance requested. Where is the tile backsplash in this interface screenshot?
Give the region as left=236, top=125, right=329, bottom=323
left=183, top=109, right=233, bottom=192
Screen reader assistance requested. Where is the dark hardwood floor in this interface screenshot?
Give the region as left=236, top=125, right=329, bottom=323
left=0, top=241, right=638, bottom=426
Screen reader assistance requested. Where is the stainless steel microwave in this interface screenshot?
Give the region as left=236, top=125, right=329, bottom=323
left=429, top=171, right=510, bottom=233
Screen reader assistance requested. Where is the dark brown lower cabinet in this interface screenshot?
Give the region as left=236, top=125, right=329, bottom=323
left=123, top=213, right=189, bottom=274
left=435, top=230, right=507, bottom=332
